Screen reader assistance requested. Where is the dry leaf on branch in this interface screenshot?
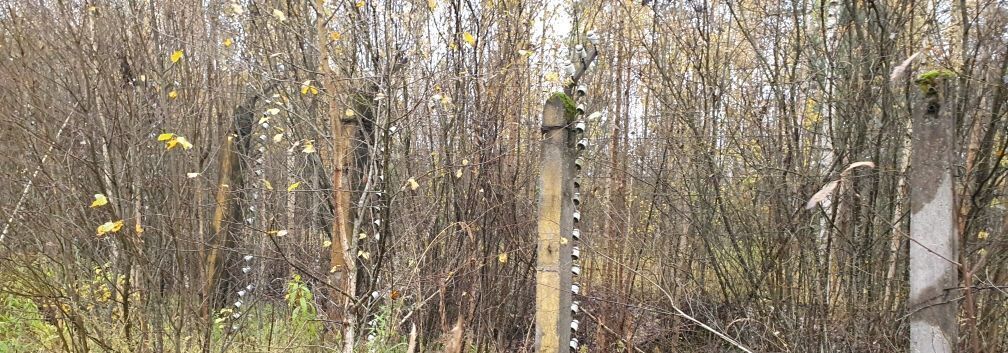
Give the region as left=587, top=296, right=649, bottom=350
left=806, top=180, right=839, bottom=210
left=842, top=161, right=876, bottom=175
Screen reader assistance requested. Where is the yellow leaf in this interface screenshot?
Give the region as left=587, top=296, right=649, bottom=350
left=344, top=108, right=355, bottom=117
left=262, top=179, right=273, bottom=190
left=978, top=230, right=989, bottom=240
left=427, top=0, right=437, bottom=10
left=407, top=178, right=419, bottom=190
left=498, top=252, right=508, bottom=263
left=461, top=159, right=469, bottom=166
left=287, top=181, right=300, bottom=192
left=97, top=220, right=124, bottom=236
left=186, top=172, right=200, bottom=178
left=162, top=134, right=193, bottom=150
left=454, top=168, right=463, bottom=179
left=223, top=38, right=233, bottom=47
left=322, top=240, right=332, bottom=248
left=462, top=32, right=476, bottom=46
left=329, top=31, right=341, bottom=41
left=266, top=108, right=280, bottom=115
left=175, top=136, right=193, bottom=150
left=518, top=49, right=532, bottom=56
left=302, top=140, right=315, bottom=154
left=356, top=1, right=365, bottom=8
left=135, top=222, right=144, bottom=234
left=300, top=81, right=319, bottom=95
left=545, top=71, right=560, bottom=84
left=560, top=237, right=568, bottom=245
left=168, top=90, right=178, bottom=99
left=359, top=233, right=367, bottom=239
left=358, top=250, right=370, bottom=260
left=272, top=9, right=286, bottom=22
left=273, top=133, right=284, bottom=143
left=258, top=116, right=270, bottom=125
left=276, top=229, right=288, bottom=237
left=170, top=50, right=183, bottom=63
left=90, top=194, right=108, bottom=208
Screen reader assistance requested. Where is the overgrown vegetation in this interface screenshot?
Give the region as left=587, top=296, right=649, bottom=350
left=1, top=0, right=1007, bottom=352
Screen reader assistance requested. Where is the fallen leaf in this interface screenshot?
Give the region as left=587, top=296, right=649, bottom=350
left=302, top=140, right=315, bottom=154
left=498, top=252, right=508, bottom=263
left=407, top=178, right=420, bottom=190
left=462, top=32, right=476, bottom=46
left=223, top=38, right=233, bottom=47
left=168, top=90, right=178, bottom=99
left=287, top=181, right=300, bottom=192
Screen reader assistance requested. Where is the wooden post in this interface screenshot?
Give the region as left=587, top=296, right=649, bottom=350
left=535, top=95, right=576, bottom=353
left=909, top=74, right=958, bottom=353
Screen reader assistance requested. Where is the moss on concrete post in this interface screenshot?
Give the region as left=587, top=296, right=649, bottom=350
left=549, top=92, right=578, bottom=123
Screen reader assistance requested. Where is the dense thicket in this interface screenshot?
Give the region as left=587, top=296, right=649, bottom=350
left=0, top=1, right=1006, bottom=352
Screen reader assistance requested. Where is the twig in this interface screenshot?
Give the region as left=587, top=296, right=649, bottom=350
left=1, top=113, right=74, bottom=243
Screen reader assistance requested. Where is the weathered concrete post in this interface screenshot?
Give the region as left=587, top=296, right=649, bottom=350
left=535, top=94, right=578, bottom=352
left=909, top=72, right=958, bottom=353
left=536, top=32, right=597, bottom=352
